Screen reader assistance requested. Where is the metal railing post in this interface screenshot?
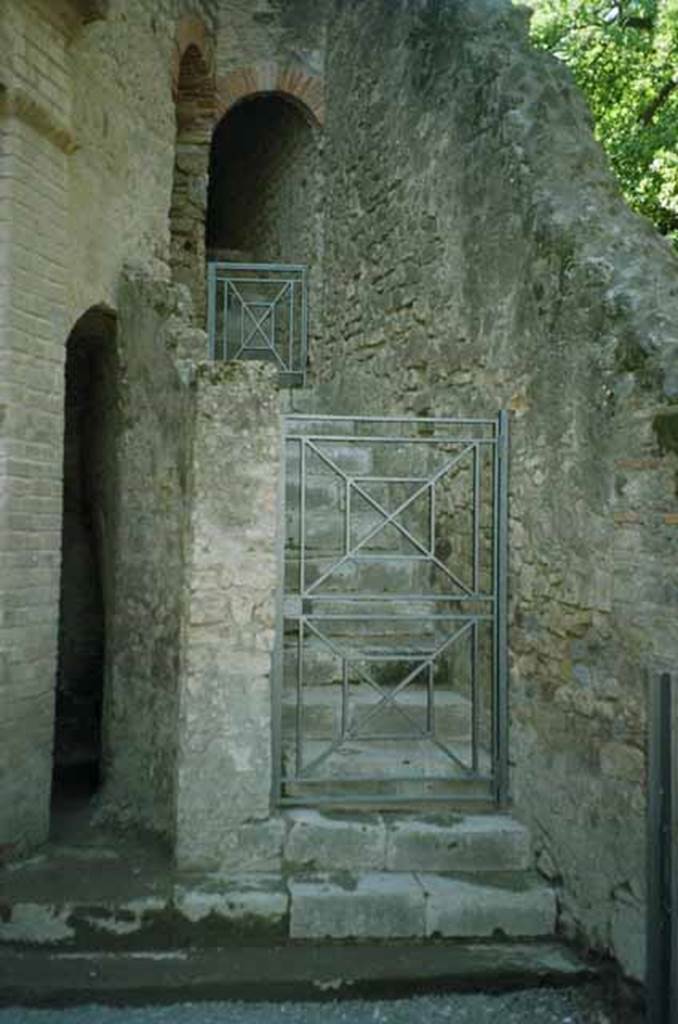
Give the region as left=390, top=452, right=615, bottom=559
left=647, top=672, right=674, bottom=1024
left=493, top=410, right=510, bottom=806
left=671, top=674, right=677, bottom=1024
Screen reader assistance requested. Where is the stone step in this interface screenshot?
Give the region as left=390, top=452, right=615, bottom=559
left=288, top=872, right=556, bottom=940
left=281, top=684, right=472, bottom=740
left=281, top=631, right=469, bottom=667
left=282, top=738, right=493, bottom=791
left=283, top=775, right=494, bottom=802
left=282, top=810, right=530, bottom=873
left=285, top=508, right=430, bottom=553
left=0, top=870, right=555, bottom=948
left=0, top=941, right=596, bottom=1003
left=286, top=441, right=373, bottom=477
left=282, top=612, right=457, bottom=640
left=0, top=812, right=558, bottom=952
left=284, top=556, right=430, bottom=594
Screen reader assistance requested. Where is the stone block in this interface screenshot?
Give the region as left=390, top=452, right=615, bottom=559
left=216, top=818, right=286, bottom=874
left=289, top=872, right=425, bottom=939
left=418, top=875, right=556, bottom=939
left=174, top=874, right=288, bottom=936
left=385, top=814, right=531, bottom=873
left=284, top=810, right=386, bottom=871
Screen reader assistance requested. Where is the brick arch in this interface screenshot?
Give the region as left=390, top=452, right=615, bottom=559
left=215, top=62, right=325, bottom=127
left=171, top=14, right=214, bottom=98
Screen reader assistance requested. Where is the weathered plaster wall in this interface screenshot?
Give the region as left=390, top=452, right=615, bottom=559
left=98, top=268, right=196, bottom=840
left=175, top=362, right=280, bottom=870
left=309, top=0, right=678, bottom=978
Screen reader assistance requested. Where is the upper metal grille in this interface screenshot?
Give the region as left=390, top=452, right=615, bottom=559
left=207, top=262, right=308, bottom=386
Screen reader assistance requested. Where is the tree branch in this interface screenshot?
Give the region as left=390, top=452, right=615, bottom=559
left=640, top=77, right=678, bottom=125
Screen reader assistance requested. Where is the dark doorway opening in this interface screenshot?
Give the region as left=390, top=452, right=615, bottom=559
left=53, top=309, right=118, bottom=817
left=206, top=93, right=319, bottom=263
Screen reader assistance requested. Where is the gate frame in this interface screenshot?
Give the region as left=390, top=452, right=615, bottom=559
left=272, top=411, right=510, bottom=808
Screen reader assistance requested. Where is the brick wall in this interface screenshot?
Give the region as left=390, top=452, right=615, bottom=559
left=0, top=0, right=220, bottom=850
left=0, top=0, right=72, bottom=852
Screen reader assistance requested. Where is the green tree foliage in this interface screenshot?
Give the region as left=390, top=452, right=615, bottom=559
left=523, top=1, right=678, bottom=246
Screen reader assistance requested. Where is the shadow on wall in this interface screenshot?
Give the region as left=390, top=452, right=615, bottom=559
left=53, top=306, right=119, bottom=812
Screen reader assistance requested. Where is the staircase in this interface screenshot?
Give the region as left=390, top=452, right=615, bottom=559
left=282, top=808, right=555, bottom=941
left=0, top=809, right=557, bottom=948
left=279, top=413, right=504, bottom=804
left=271, top=415, right=553, bottom=944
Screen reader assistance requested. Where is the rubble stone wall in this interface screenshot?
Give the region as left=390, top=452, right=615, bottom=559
left=311, top=0, right=678, bottom=978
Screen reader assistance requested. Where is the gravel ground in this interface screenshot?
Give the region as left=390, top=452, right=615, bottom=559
left=0, top=988, right=627, bottom=1024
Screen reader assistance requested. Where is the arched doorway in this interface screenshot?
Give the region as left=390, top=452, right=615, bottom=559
left=206, top=93, right=321, bottom=266
left=53, top=308, right=118, bottom=819
left=206, top=93, right=324, bottom=377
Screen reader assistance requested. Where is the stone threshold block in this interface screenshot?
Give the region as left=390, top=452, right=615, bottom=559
left=289, top=873, right=425, bottom=939
left=384, top=813, right=532, bottom=873
left=283, top=809, right=531, bottom=874
left=284, top=809, right=387, bottom=871
left=417, top=874, right=557, bottom=939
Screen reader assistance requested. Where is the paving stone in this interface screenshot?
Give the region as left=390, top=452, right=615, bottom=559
left=418, top=874, right=557, bottom=938
left=385, top=814, right=531, bottom=872
left=289, top=872, right=425, bottom=938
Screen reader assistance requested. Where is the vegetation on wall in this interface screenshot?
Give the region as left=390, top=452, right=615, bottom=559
left=522, top=0, right=678, bottom=247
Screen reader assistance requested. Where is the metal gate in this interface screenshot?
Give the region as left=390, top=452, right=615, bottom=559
left=274, top=413, right=509, bottom=806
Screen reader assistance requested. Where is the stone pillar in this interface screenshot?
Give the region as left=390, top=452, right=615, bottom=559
left=175, top=362, right=281, bottom=870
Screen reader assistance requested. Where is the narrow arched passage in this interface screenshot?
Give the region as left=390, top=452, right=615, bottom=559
left=53, top=308, right=118, bottom=815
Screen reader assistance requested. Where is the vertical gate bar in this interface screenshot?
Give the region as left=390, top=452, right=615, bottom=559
left=272, top=298, right=277, bottom=366
left=295, top=617, right=305, bottom=777
left=207, top=263, right=217, bottom=359
left=473, top=443, right=480, bottom=593
left=345, top=478, right=351, bottom=556
left=240, top=281, right=245, bottom=356
left=428, top=482, right=435, bottom=556
left=471, top=619, right=479, bottom=774
left=300, top=438, right=307, bottom=595
left=493, top=411, right=510, bottom=806
left=287, top=284, right=293, bottom=373
left=341, top=659, right=349, bottom=738
left=271, top=423, right=287, bottom=804
left=647, top=672, right=672, bottom=1024
left=427, top=660, right=434, bottom=735
left=301, top=268, right=308, bottom=375
left=290, top=279, right=296, bottom=374
left=223, top=279, right=229, bottom=361
left=671, top=673, right=678, bottom=1024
